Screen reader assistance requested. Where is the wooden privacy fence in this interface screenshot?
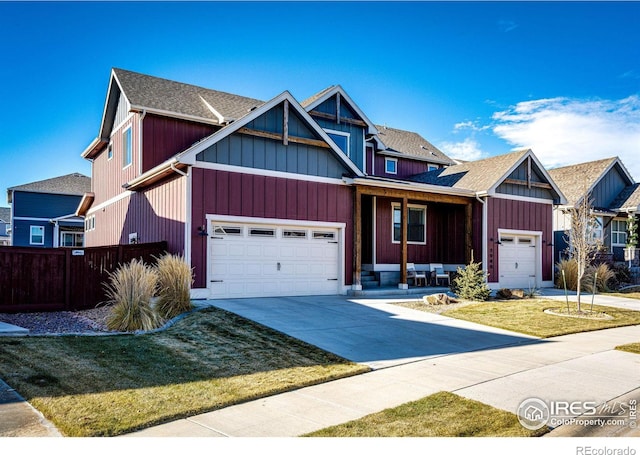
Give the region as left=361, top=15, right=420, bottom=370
left=0, top=242, right=167, bottom=313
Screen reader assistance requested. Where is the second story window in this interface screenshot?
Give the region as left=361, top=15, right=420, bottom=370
left=326, top=130, right=350, bottom=157
left=123, top=127, right=132, bottom=168
left=385, top=157, right=398, bottom=174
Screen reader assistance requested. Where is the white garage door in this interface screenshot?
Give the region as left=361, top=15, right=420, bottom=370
left=498, top=235, right=537, bottom=289
left=208, top=222, right=340, bottom=299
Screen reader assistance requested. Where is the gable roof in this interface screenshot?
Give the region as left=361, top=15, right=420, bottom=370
left=124, top=90, right=365, bottom=190
left=84, top=68, right=265, bottom=158
left=409, top=149, right=566, bottom=202
left=7, top=173, right=91, bottom=203
left=301, top=85, right=378, bottom=135
left=609, top=183, right=640, bottom=212
left=375, top=125, right=455, bottom=165
left=0, top=207, right=10, bottom=223
left=547, top=157, right=634, bottom=207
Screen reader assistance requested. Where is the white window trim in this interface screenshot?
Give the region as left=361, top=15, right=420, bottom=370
left=325, top=129, right=350, bottom=157
left=391, top=203, right=427, bottom=245
left=30, top=225, right=45, bottom=245
left=60, top=231, right=84, bottom=248
left=385, top=157, right=398, bottom=175
left=612, top=218, right=628, bottom=247
left=107, top=143, right=113, bottom=161
left=123, top=126, right=133, bottom=169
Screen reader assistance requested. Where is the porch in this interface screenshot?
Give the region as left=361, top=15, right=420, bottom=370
left=352, top=182, right=481, bottom=291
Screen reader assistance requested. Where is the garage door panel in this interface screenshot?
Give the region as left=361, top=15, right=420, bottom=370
left=208, top=222, right=340, bottom=298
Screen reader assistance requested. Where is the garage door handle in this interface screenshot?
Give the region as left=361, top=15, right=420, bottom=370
left=210, top=280, right=224, bottom=283
left=327, top=278, right=338, bottom=281
left=515, top=262, right=518, bottom=269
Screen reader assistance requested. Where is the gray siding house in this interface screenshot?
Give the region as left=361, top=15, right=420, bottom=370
left=7, top=173, right=91, bottom=248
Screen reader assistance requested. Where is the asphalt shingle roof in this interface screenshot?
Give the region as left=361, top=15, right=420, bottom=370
left=410, top=149, right=530, bottom=193
left=375, top=125, right=455, bottom=165
left=0, top=207, right=10, bottom=223
left=546, top=157, right=619, bottom=206
left=8, top=173, right=91, bottom=197
left=609, top=183, right=640, bottom=211
left=113, top=68, right=265, bottom=123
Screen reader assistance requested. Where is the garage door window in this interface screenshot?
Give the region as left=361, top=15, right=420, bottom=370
left=283, top=230, right=307, bottom=239
left=213, top=225, right=243, bottom=236
left=313, top=231, right=336, bottom=240
left=250, top=228, right=275, bottom=237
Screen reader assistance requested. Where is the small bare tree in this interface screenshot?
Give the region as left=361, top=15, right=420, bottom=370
left=565, top=192, right=603, bottom=311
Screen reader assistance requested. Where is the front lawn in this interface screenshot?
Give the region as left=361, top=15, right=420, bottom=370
left=305, top=391, right=548, bottom=437
left=0, top=307, right=368, bottom=437
left=439, top=299, right=640, bottom=338
left=616, top=342, right=640, bottom=354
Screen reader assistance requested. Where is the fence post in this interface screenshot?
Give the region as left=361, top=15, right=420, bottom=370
left=64, top=248, right=72, bottom=311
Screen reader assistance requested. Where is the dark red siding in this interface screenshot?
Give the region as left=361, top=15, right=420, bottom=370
left=374, top=197, right=471, bottom=265
left=142, top=114, right=217, bottom=172
left=374, top=155, right=439, bottom=179
left=486, top=198, right=553, bottom=283
left=190, top=168, right=354, bottom=288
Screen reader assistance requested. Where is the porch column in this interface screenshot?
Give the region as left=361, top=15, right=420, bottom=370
left=399, top=197, right=408, bottom=289
left=465, top=202, right=473, bottom=263
left=353, top=186, right=362, bottom=290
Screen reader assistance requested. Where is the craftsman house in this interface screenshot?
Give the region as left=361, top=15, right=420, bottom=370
left=8, top=173, right=90, bottom=248
left=79, top=68, right=565, bottom=298
left=548, top=157, right=640, bottom=263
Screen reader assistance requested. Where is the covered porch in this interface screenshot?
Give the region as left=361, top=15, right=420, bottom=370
left=351, top=180, right=481, bottom=291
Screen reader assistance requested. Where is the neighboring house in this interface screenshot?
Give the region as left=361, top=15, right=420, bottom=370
left=0, top=207, right=11, bottom=245
left=78, top=68, right=565, bottom=299
left=548, top=157, right=639, bottom=263
left=7, top=173, right=91, bottom=248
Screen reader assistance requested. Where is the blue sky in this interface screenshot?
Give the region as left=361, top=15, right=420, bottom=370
left=1, top=1, right=639, bottom=205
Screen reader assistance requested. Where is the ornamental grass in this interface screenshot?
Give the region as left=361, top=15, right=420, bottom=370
left=104, top=258, right=163, bottom=332
left=154, top=253, right=194, bottom=320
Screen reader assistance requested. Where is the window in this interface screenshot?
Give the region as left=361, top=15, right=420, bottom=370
left=123, top=127, right=132, bottom=168
left=283, top=230, right=307, bottom=239
left=591, top=216, right=604, bottom=242
left=213, top=225, right=243, bottom=236
left=385, top=157, right=398, bottom=174
left=392, top=204, right=426, bottom=244
left=612, top=219, right=628, bottom=246
left=30, top=225, right=44, bottom=245
left=326, top=130, right=350, bottom=156
left=61, top=232, right=84, bottom=247
left=107, top=143, right=113, bottom=160
left=428, top=164, right=439, bottom=172
left=249, top=228, right=275, bottom=237
left=313, top=231, right=336, bottom=240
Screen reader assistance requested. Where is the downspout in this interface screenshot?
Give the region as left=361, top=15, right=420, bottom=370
left=475, top=193, right=488, bottom=282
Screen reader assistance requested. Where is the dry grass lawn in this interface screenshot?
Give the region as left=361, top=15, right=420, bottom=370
left=0, top=307, right=368, bottom=436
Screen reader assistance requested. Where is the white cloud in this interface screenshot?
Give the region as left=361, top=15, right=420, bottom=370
left=491, top=95, right=640, bottom=179
left=439, top=138, right=487, bottom=162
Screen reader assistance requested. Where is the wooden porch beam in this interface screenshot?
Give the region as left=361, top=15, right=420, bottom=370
left=355, top=184, right=471, bottom=205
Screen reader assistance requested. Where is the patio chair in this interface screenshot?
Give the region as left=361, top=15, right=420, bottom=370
left=407, top=263, right=427, bottom=287
left=430, top=263, right=450, bottom=287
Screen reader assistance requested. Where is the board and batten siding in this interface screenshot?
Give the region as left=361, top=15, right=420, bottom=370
left=590, top=164, right=629, bottom=208
left=85, top=176, right=186, bottom=254
left=142, top=114, right=217, bottom=173
left=190, top=167, right=354, bottom=288
left=495, top=159, right=555, bottom=200
left=373, top=197, right=478, bottom=266
left=92, top=114, right=141, bottom=206
left=373, top=155, right=440, bottom=179
left=486, top=198, right=553, bottom=283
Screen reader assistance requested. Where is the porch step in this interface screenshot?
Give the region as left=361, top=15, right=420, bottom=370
left=361, top=271, right=380, bottom=288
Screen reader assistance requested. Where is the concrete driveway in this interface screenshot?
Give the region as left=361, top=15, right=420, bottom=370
left=205, top=295, right=542, bottom=369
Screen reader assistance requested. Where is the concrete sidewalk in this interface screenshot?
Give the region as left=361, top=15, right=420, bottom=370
left=2, top=291, right=639, bottom=438
left=124, top=323, right=640, bottom=437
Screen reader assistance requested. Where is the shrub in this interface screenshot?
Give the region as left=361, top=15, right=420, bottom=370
left=104, top=258, right=163, bottom=332
left=556, top=259, right=615, bottom=292
left=154, top=253, right=194, bottom=319
left=451, top=259, right=491, bottom=301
